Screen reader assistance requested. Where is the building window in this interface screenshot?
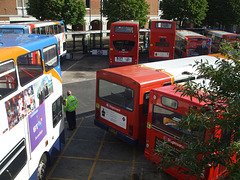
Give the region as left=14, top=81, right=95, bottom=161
left=86, top=0, right=90, bottom=8
left=17, top=0, right=28, bottom=7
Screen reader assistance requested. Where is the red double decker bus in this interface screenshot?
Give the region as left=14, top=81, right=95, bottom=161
left=149, top=20, right=176, bottom=60
left=109, top=20, right=139, bottom=67
left=144, top=84, right=228, bottom=180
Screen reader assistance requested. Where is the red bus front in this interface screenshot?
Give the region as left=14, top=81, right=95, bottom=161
left=149, top=20, right=176, bottom=60
left=94, top=65, right=172, bottom=145
left=144, top=85, right=227, bottom=180
left=109, top=21, right=139, bottom=67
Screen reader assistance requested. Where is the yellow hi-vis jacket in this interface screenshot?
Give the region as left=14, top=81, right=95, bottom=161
left=63, top=95, right=78, bottom=112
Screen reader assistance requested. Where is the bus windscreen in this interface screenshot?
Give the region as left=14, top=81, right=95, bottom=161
left=155, top=22, right=172, bottom=29
left=115, top=26, right=134, bottom=33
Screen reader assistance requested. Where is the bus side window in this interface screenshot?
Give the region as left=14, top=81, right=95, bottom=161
left=49, top=26, right=54, bottom=34
left=36, top=27, right=40, bottom=34
left=43, top=44, right=58, bottom=72
left=61, top=25, right=64, bottom=33
left=0, top=139, right=27, bottom=180
left=40, top=27, right=46, bottom=34
left=143, top=92, right=150, bottom=115
left=17, top=50, right=43, bottom=86
left=0, top=60, right=18, bottom=99
left=54, top=25, right=58, bottom=34
left=32, top=28, right=36, bottom=34
left=46, top=26, right=49, bottom=34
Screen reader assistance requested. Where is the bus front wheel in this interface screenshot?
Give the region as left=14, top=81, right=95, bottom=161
left=37, top=153, right=48, bottom=180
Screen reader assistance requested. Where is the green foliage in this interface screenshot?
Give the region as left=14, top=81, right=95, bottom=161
left=27, top=0, right=86, bottom=25
left=102, top=0, right=149, bottom=27
left=155, top=42, right=240, bottom=179
left=205, top=0, right=240, bottom=28
left=160, top=0, right=208, bottom=27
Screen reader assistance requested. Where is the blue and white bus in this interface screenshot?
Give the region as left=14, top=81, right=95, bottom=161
left=0, top=34, right=64, bottom=180
left=0, top=21, right=67, bottom=62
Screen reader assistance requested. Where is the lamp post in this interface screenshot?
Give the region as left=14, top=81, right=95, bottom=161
left=100, top=0, right=103, bottom=49
left=89, top=0, right=91, bottom=52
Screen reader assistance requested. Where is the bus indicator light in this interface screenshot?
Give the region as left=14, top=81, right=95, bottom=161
left=45, top=140, right=48, bottom=147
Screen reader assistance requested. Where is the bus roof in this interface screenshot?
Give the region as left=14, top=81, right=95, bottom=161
left=0, top=34, right=57, bottom=61
left=151, top=85, right=206, bottom=106
left=207, top=30, right=239, bottom=37
left=0, top=21, right=63, bottom=28
left=0, top=24, right=29, bottom=29
left=99, top=54, right=221, bottom=86
left=113, top=20, right=139, bottom=25
left=151, top=19, right=174, bottom=23
left=0, top=34, right=56, bottom=47
left=177, top=30, right=205, bottom=38
left=16, top=21, right=63, bottom=26
left=139, top=54, right=220, bottom=81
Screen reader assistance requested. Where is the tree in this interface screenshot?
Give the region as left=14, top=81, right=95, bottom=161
left=160, top=0, right=208, bottom=28
left=155, top=42, right=240, bottom=179
left=102, top=0, right=149, bottom=27
left=205, top=0, right=240, bottom=29
left=27, top=0, right=86, bottom=26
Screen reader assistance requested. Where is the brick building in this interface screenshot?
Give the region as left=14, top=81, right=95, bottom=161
left=0, top=0, right=161, bottom=29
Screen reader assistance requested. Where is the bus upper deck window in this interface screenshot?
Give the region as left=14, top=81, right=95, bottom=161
left=17, top=50, right=43, bottom=86
left=61, top=25, right=64, bottom=33
left=54, top=25, right=58, bottom=34
left=43, top=44, right=58, bottom=72
left=156, top=22, right=172, bottom=29
left=40, top=27, right=46, bottom=34
left=0, top=60, right=18, bottom=99
left=115, top=26, right=134, bottom=33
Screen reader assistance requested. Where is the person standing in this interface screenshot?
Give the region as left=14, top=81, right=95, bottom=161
left=63, top=90, right=78, bottom=130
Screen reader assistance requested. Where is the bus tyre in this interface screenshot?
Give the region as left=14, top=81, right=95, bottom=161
left=37, top=154, right=48, bottom=180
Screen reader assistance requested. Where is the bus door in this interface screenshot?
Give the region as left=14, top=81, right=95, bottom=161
left=144, top=85, right=227, bottom=180
left=149, top=20, right=176, bottom=60
left=109, top=21, right=139, bottom=67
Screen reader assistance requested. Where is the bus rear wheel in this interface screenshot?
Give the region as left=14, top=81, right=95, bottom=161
left=37, top=153, right=48, bottom=180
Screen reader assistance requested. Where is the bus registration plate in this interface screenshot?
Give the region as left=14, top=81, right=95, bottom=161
left=154, top=52, right=169, bottom=57
left=115, top=57, right=132, bottom=63
left=108, top=127, right=117, bottom=134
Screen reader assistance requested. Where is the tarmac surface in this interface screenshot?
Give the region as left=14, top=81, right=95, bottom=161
left=45, top=53, right=176, bottom=180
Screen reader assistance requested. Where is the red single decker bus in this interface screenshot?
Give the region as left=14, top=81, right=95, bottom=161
left=149, top=20, right=176, bottom=60
left=95, top=55, right=218, bottom=145
left=144, top=84, right=228, bottom=180
left=109, top=20, right=139, bottom=67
